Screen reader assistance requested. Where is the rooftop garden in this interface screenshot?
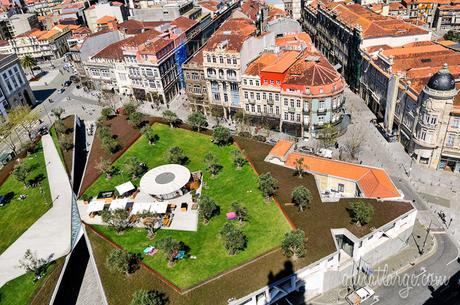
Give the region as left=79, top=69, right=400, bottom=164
left=0, top=142, right=52, bottom=254
left=83, top=123, right=291, bottom=288
left=49, top=113, right=75, bottom=176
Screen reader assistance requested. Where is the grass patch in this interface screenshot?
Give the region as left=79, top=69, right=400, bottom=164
left=84, top=124, right=290, bottom=288
left=0, top=258, right=64, bottom=305
left=50, top=116, right=74, bottom=176
left=0, top=143, right=52, bottom=254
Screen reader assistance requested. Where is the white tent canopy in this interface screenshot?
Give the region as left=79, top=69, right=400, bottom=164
left=140, top=164, right=191, bottom=196
left=131, top=202, right=168, bottom=215
left=115, top=181, right=135, bottom=195
left=109, top=199, right=129, bottom=211
left=87, top=201, right=105, bottom=213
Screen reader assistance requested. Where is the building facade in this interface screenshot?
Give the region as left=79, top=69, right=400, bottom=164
left=84, top=2, right=128, bottom=33
left=434, top=3, right=460, bottom=30
left=183, top=49, right=209, bottom=113
left=359, top=41, right=460, bottom=172
left=0, top=53, right=36, bottom=121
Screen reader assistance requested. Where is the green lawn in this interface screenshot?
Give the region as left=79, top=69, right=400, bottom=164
left=85, top=124, right=290, bottom=288
left=0, top=143, right=52, bottom=254
left=50, top=127, right=65, bottom=166
left=0, top=258, right=64, bottom=305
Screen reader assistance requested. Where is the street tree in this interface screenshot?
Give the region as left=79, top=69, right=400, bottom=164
left=282, top=230, right=306, bottom=259
left=258, top=172, right=278, bottom=200
left=294, top=157, right=305, bottom=178
left=140, top=211, right=162, bottom=239
left=231, top=202, right=248, bottom=223
left=101, top=107, right=114, bottom=120
left=231, top=149, right=246, bottom=170
left=166, top=146, right=187, bottom=164
left=102, top=137, right=119, bottom=154
left=204, top=152, right=221, bottom=178
left=18, top=249, right=47, bottom=280
left=0, top=122, right=18, bottom=155
left=129, top=111, right=144, bottom=128
left=106, top=249, right=138, bottom=276
left=291, top=186, right=312, bottom=212
left=9, top=106, right=39, bottom=141
left=212, top=126, right=232, bottom=146
left=51, top=107, right=65, bottom=120
left=21, top=55, right=37, bottom=76
left=124, top=156, right=145, bottom=179
left=187, top=112, right=207, bottom=132
left=162, top=110, right=178, bottom=128
left=199, top=195, right=218, bottom=224
left=96, top=157, right=116, bottom=179
left=54, top=119, right=67, bottom=134
left=141, top=126, right=158, bottom=145
left=13, top=162, right=30, bottom=186
left=101, top=208, right=131, bottom=234
left=220, top=223, right=246, bottom=255
left=211, top=106, right=224, bottom=125
left=345, top=129, right=363, bottom=160
left=156, top=237, right=181, bottom=267
left=124, top=102, right=138, bottom=116
left=130, top=290, right=167, bottom=305
left=349, top=201, right=374, bottom=226
left=101, top=90, right=118, bottom=111
left=317, top=123, right=338, bottom=148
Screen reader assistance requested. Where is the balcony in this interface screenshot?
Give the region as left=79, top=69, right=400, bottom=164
left=267, top=99, right=274, bottom=105
left=248, top=99, right=256, bottom=105
left=317, top=107, right=327, bottom=113
left=288, top=107, right=295, bottom=113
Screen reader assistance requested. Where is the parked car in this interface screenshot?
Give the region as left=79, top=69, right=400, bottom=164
left=64, top=80, right=72, bottom=87
left=346, top=286, right=375, bottom=305
left=317, top=148, right=333, bottom=159
left=266, top=138, right=277, bottom=145
left=58, top=88, right=65, bottom=94
left=298, top=146, right=314, bottom=154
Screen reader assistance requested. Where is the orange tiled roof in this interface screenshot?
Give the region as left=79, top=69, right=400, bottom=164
left=323, top=2, right=428, bottom=39
left=285, top=153, right=401, bottom=199
left=171, top=16, right=197, bottom=32
left=204, top=17, right=256, bottom=52
left=262, top=51, right=299, bottom=73
left=268, top=140, right=294, bottom=158
left=96, top=15, right=117, bottom=24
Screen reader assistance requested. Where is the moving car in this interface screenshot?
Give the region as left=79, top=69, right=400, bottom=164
left=346, top=286, right=375, bottom=304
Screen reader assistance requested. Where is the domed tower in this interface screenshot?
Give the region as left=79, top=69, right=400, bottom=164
left=412, top=64, right=458, bottom=169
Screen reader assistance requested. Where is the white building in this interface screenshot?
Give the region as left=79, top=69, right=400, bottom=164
left=84, top=1, right=128, bottom=33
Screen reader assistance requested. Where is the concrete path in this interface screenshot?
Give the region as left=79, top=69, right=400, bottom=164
left=0, top=135, right=72, bottom=287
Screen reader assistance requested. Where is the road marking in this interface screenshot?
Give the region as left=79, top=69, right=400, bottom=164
left=415, top=267, right=427, bottom=278
left=370, top=295, right=380, bottom=304
left=446, top=256, right=458, bottom=266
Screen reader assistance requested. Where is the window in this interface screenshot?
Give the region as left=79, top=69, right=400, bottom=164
left=227, top=58, right=231, bottom=64
left=244, top=91, right=248, bottom=99
left=284, top=112, right=289, bottom=120
left=276, top=106, right=280, bottom=115
left=269, top=106, right=273, bottom=113
left=453, top=118, right=460, bottom=128
left=251, top=105, right=255, bottom=112
left=275, top=94, right=279, bottom=101
left=256, top=93, right=260, bottom=100
left=257, top=105, right=261, bottom=113
left=290, top=113, right=295, bottom=121
left=212, top=56, right=216, bottom=63
left=318, top=116, right=324, bottom=123
left=263, top=105, right=267, bottom=113
left=430, top=116, right=437, bottom=125
left=446, top=134, right=455, bottom=147
left=290, top=99, right=294, bottom=108
left=296, top=114, right=301, bottom=122
left=296, top=100, right=301, bottom=108
left=249, top=80, right=253, bottom=86
left=419, top=129, right=426, bottom=141
left=232, top=58, right=237, bottom=64
left=284, top=98, right=288, bottom=106
left=270, top=80, right=274, bottom=85
left=224, top=93, right=228, bottom=102
left=338, top=183, right=344, bottom=192
left=263, top=92, right=266, bottom=100
left=246, top=104, right=250, bottom=111
left=255, top=80, right=260, bottom=86
left=264, top=80, right=268, bottom=84
left=250, top=92, right=254, bottom=99
left=276, top=80, right=280, bottom=85
left=319, top=101, right=325, bottom=110
left=219, top=56, right=223, bottom=64
left=243, top=79, right=247, bottom=85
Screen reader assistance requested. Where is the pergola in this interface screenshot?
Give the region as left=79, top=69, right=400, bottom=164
left=139, top=164, right=191, bottom=200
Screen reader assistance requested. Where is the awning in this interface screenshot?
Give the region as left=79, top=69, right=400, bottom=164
left=87, top=201, right=105, bottom=213
left=150, top=202, right=168, bottom=214
left=109, top=199, right=129, bottom=211
left=130, top=202, right=168, bottom=214
left=115, top=181, right=135, bottom=195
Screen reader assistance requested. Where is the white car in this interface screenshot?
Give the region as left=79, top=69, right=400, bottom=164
left=346, top=286, right=375, bottom=305
left=318, top=148, right=333, bottom=159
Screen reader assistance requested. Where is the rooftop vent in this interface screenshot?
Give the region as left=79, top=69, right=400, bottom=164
left=421, top=58, right=431, bottom=63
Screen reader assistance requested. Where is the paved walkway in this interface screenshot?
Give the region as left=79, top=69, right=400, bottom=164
left=0, top=135, right=72, bottom=287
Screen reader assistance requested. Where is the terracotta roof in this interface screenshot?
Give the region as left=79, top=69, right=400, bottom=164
left=96, top=15, right=117, bottom=24
left=171, top=16, right=197, bottom=32
left=285, top=152, right=401, bottom=199
left=245, top=52, right=279, bottom=76
left=241, top=0, right=261, bottom=21
left=204, top=18, right=256, bottom=52
left=186, top=49, right=204, bottom=66
left=438, top=3, right=460, bottom=9
left=199, top=1, right=219, bottom=12
left=275, top=32, right=312, bottom=48
left=262, top=51, right=299, bottom=73
left=268, top=140, right=294, bottom=158
left=324, top=2, right=428, bottom=39
left=118, top=19, right=167, bottom=35
left=0, top=40, right=8, bottom=46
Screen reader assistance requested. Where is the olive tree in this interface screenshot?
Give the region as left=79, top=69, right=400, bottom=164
left=220, top=223, right=246, bottom=255
left=199, top=195, right=218, bottom=224
left=292, top=186, right=312, bottom=212
left=187, top=112, right=207, bottom=132
left=349, top=201, right=374, bottom=226
left=258, top=172, right=278, bottom=200
left=282, top=230, right=306, bottom=259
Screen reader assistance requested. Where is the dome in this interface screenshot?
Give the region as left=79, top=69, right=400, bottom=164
left=426, top=64, right=456, bottom=91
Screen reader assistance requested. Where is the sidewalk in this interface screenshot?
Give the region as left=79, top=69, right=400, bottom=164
left=0, top=135, right=73, bottom=287
left=308, top=221, right=435, bottom=305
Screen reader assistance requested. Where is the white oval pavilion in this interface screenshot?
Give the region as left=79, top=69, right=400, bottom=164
left=139, top=164, right=191, bottom=200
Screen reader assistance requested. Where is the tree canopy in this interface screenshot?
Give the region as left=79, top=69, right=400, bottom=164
left=220, top=223, right=246, bottom=255
left=212, top=126, right=232, bottom=146
left=292, top=186, right=312, bottom=212
left=187, top=112, right=207, bottom=132
left=349, top=201, right=374, bottom=226
left=199, top=195, right=218, bottom=224
left=258, top=172, right=278, bottom=199
left=281, top=230, right=306, bottom=259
